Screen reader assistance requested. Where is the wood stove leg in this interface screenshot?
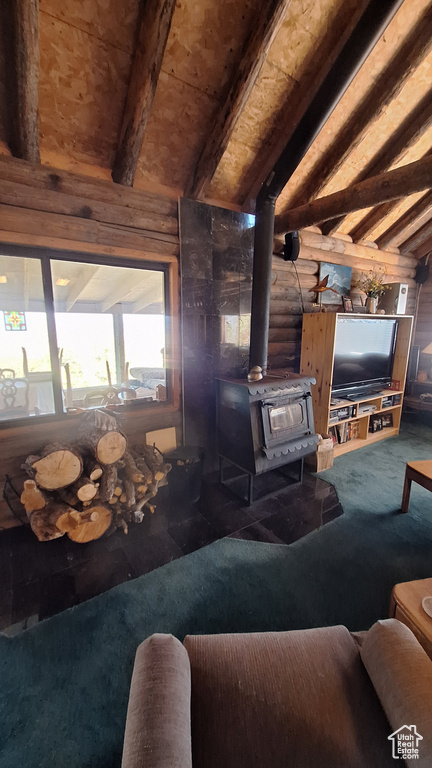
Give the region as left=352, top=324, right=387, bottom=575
left=247, top=473, right=254, bottom=506
left=298, top=458, right=304, bottom=484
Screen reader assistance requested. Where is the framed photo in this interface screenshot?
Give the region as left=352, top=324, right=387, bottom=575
left=319, top=262, right=352, bottom=305
left=342, top=297, right=353, bottom=312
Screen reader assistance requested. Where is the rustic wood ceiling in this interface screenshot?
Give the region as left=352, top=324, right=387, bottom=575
left=1, top=0, right=432, bottom=257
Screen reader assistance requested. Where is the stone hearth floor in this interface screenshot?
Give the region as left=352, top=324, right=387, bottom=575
left=0, top=469, right=342, bottom=636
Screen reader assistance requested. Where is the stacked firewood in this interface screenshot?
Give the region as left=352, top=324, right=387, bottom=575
left=20, top=409, right=171, bottom=543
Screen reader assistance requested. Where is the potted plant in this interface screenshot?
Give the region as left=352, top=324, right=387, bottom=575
left=356, top=270, right=391, bottom=314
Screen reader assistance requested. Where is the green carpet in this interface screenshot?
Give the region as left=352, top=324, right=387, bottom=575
left=1, top=417, right=432, bottom=768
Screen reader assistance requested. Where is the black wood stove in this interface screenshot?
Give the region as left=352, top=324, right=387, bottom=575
left=216, top=371, right=318, bottom=504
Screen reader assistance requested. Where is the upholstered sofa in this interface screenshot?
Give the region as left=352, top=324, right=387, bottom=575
left=121, top=619, right=432, bottom=768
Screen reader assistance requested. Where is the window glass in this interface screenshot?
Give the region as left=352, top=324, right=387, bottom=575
left=51, top=260, right=166, bottom=410
left=0, top=254, right=55, bottom=420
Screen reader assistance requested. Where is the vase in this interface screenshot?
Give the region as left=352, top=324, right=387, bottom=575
left=366, top=296, right=378, bottom=314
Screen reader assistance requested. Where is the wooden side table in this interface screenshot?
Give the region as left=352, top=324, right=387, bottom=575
left=390, top=578, right=432, bottom=658
left=401, top=461, right=432, bottom=513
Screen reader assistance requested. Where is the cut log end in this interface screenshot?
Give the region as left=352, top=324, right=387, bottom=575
left=56, top=505, right=112, bottom=543
left=30, top=447, right=83, bottom=490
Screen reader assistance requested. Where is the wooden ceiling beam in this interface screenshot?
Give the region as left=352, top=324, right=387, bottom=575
left=277, top=5, right=432, bottom=216
left=400, top=219, right=432, bottom=254
left=348, top=200, right=399, bottom=242
left=188, top=0, right=290, bottom=200
left=112, top=0, right=176, bottom=187
left=274, top=156, right=432, bottom=234
left=321, top=88, right=432, bottom=236
left=11, top=0, right=40, bottom=163
left=66, top=266, right=101, bottom=312
left=377, top=191, right=432, bottom=250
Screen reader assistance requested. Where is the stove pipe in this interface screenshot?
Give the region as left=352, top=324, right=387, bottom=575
left=248, top=0, right=404, bottom=379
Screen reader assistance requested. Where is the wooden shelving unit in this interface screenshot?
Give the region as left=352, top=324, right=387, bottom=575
left=300, top=313, right=413, bottom=458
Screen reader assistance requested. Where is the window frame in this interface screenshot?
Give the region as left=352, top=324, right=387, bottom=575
left=0, top=242, right=179, bottom=429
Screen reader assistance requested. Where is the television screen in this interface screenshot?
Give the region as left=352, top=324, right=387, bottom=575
left=332, top=317, right=398, bottom=394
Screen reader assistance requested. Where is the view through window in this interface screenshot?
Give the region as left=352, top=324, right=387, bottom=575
left=0, top=251, right=168, bottom=421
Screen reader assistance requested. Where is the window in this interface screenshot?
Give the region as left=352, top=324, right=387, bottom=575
left=0, top=249, right=172, bottom=422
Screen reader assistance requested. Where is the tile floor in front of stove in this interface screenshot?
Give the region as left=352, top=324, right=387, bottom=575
left=0, top=470, right=343, bottom=635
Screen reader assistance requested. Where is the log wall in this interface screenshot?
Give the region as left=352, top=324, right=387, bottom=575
left=269, top=228, right=418, bottom=371
left=0, top=156, right=180, bottom=530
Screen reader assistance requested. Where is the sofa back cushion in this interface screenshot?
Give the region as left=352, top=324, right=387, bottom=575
left=184, top=627, right=394, bottom=768
left=360, top=619, right=432, bottom=768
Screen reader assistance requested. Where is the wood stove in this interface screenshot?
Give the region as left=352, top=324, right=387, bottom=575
left=216, top=371, right=318, bottom=503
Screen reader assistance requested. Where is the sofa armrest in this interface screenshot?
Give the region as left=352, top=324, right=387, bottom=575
left=360, top=619, right=432, bottom=767
left=121, top=633, right=192, bottom=768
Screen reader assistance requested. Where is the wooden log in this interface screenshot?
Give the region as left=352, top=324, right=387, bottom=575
left=321, top=90, right=432, bottom=236
left=23, top=443, right=83, bottom=490
left=268, top=314, right=303, bottom=328
left=112, top=0, right=177, bottom=186
left=78, top=410, right=126, bottom=466
left=122, top=451, right=144, bottom=484
left=11, top=0, right=40, bottom=163
left=280, top=8, right=432, bottom=212
left=377, top=191, right=432, bottom=250
left=86, top=461, right=103, bottom=482
left=71, top=476, right=98, bottom=503
left=56, top=505, right=112, bottom=543
left=28, top=502, right=72, bottom=542
left=189, top=0, right=289, bottom=199
left=20, top=479, right=46, bottom=513
left=268, top=327, right=302, bottom=343
left=275, top=156, right=432, bottom=234
left=99, top=464, right=118, bottom=503
left=0, top=180, right=178, bottom=236
left=0, top=204, right=179, bottom=256
left=0, top=155, right=178, bottom=217
left=279, top=230, right=417, bottom=269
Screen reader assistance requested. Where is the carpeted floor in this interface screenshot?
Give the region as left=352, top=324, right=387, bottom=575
left=1, top=416, right=432, bottom=768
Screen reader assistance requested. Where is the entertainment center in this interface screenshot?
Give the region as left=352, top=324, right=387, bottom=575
left=300, top=313, right=413, bottom=457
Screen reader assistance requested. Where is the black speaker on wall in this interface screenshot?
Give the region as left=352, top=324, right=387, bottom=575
left=283, top=231, right=300, bottom=262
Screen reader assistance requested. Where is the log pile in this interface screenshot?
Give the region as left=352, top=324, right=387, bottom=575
left=20, top=410, right=171, bottom=543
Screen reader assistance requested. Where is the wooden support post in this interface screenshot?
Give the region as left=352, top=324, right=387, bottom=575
left=112, top=0, right=177, bottom=187
left=274, top=156, right=432, bottom=235
left=11, top=0, right=40, bottom=162
left=188, top=0, right=289, bottom=200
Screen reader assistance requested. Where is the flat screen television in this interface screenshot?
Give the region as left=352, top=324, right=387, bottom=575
left=332, top=316, right=398, bottom=398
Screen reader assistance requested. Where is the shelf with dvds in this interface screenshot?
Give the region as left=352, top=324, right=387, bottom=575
left=300, top=313, right=412, bottom=460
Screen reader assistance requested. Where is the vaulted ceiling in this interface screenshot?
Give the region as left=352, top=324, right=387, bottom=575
left=1, top=0, right=432, bottom=257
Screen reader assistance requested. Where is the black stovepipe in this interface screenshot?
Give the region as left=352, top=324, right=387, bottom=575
left=248, top=0, right=405, bottom=376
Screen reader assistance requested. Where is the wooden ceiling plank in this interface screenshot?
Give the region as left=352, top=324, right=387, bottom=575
left=12, top=0, right=40, bottom=163
left=322, top=88, right=432, bottom=236
left=188, top=0, right=290, bottom=200
left=377, top=191, right=432, bottom=250
left=274, top=155, right=432, bottom=234
left=400, top=218, right=432, bottom=253
left=278, top=5, right=432, bottom=216
left=112, top=0, right=177, bottom=187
